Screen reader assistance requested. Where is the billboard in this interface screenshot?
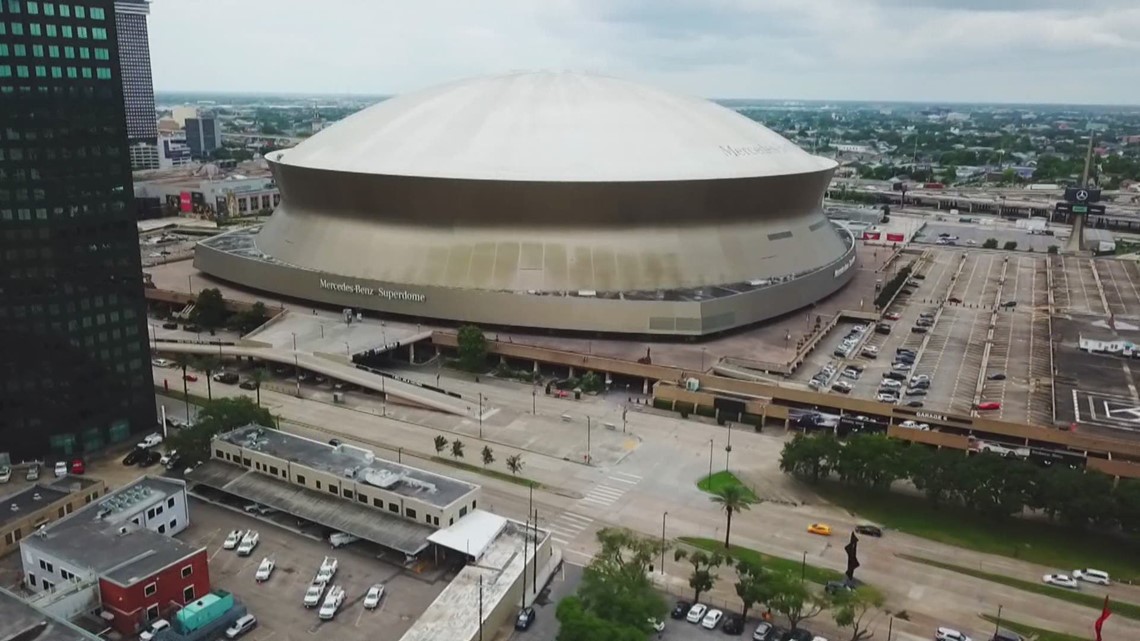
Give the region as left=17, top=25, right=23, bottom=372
left=179, top=191, right=191, bottom=213
left=863, top=231, right=881, bottom=241
left=886, top=233, right=905, bottom=242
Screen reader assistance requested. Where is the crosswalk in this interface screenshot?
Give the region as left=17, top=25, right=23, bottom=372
left=580, top=471, right=643, bottom=508
left=547, top=512, right=594, bottom=546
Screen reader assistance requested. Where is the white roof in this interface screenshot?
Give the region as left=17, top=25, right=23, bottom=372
left=426, top=509, right=507, bottom=561
left=272, top=71, right=836, bottom=182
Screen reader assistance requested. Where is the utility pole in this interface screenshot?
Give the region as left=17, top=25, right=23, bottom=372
left=478, top=393, right=483, bottom=438
left=478, top=575, right=484, bottom=641
left=291, top=332, right=300, bottom=398
left=707, top=439, right=713, bottom=480
left=586, top=417, right=591, bottom=463
left=521, top=516, right=529, bottom=610
left=993, top=604, right=1003, bottom=638
left=660, top=512, right=668, bottom=575
left=533, top=508, right=538, bottom=587
left=725, top=425, right=733, bottom=471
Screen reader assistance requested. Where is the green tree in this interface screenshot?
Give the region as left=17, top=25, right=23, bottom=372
left=456, top=325, right=488, bottom=371
left=195, top=355, right=222, bottom=401
left=433, top=435, right=448, bottom=455
left=910, top=448, right=966, bottom=506
left=450, top=439, right=465, bottom=460
left=766, top=571, right=826, bottom=631
left=1003, top=241, right=1018, bottom=251
left=164, top=397, right=274, bottom=465
left=710, top=483, right=757, bottom=547
left=982, top=238, right=999, bottom=249
left=481, top=445, right=495, bottom=467
left=734, top=560, right=771, bottom=621
left=190, top=288, right=228, bottom=330
left=234, top=301, right=270, bottom=333
left=779, top=433, right=840, bottom=483
left=506, top=454, right=524, bottom=475
left=957, top=454, right=1037, bottom=518
left=1116, top=479, right=1140, bottom=536
left=1048, top=245, right=1059, bottom=254
left=832, top=433, right=907, bottom=489
left=249, top=368, right=270, bottom=407
left=556, top=597, right=644, bottom=641
left=674, top=548, right=724, bottom=604
left=831, top=586, right=885, bottom=641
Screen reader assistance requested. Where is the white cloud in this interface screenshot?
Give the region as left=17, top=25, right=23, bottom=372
left=148, top=0, right=1140, bottom=104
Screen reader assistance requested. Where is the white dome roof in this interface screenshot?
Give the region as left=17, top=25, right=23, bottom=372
left=273, top=72, right=836, bottom=182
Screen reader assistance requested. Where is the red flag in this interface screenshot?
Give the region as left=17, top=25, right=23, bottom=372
left=1095, top=595, right=1112, bottom=641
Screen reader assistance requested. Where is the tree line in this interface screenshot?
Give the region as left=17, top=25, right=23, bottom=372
left=780, top=433, right=1140, bottom=534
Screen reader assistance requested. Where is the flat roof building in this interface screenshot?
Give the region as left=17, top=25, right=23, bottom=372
left=0, top=586, right=103, bottom=641
left=193, top=425, right=480, bottom=556
left=0, top=477, right=106, bottom=559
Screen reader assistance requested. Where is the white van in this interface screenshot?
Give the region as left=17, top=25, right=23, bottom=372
left=329, top=532, right=360, bottom=548
left=1072, top=568, right=1110, bottom=585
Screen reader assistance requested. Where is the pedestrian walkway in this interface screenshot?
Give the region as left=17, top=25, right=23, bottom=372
left=579, top=471, right=642, bottom=507
left=546, top=512, right=594, bottom=546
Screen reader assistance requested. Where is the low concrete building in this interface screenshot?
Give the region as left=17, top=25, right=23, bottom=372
left=0, top=586, right=103, bottom=641
left=18, top=477, right=207, bottom=635
left=0, top=477, right=106, bottom=558
left=192, top=424, right=480, bottom=557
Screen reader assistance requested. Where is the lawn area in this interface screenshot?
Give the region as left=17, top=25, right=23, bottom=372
left=980, top=615, right=1087, bottom=641
left=816, top=482, right=1140, bottom=581
left=431, top=456, right=541, bottom=489
left=680, top=537, right=846, bottom=585
left=697, top=471, right=759, bottom=502
left=899, top=554, right=1140, bottom=622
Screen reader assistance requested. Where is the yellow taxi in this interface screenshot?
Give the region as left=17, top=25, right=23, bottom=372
left=807, top=523, right=832, bottom=536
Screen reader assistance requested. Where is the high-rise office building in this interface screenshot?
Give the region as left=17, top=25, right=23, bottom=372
left=0, top=0, right=156, bottom=460
left=185, top=116, right=221, bottom=157
left=114, top=0, right=157, bottom=169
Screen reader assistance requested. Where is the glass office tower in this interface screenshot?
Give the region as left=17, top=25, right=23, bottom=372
left=0, top=0, right=155, bottom=460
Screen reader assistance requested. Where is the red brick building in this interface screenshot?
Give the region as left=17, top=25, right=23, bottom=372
left=98, top=547, right=211, bottom=634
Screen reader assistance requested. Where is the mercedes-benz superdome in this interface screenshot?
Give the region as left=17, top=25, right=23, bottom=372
left=194, top=71, right=857, bottom=336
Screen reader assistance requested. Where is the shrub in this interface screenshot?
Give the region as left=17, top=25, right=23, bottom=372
left=1003, top=241, right=1018, bottom=251
left=1048, top=245, right=1059, bottom=254
left=982, top=238, right=999, bottom=249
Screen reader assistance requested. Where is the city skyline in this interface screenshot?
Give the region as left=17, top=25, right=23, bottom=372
left=148, top=0, right=1140, bottom=105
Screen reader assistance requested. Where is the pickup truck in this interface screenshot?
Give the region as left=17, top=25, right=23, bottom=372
left=318, top=586, right=345, bottom=620
left=316, top=556, right=338, bottom=583
left=969, top=437, right=1029, bottom=459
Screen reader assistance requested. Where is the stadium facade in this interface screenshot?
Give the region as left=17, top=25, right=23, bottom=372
left=195, top=72, right=856, bottom=336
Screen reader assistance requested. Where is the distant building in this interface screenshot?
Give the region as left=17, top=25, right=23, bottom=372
left=185, top=117, right=222, bottom=157
left=18, top=477, right=208, bottom=636
left=170, top=106, right=198, bottom=127
left=116, top=0, right=158, bottom=170
left=158, top=131, right=193, bottom=169
left=835, top=143, right=872, bottom=154
left=134, top=167, right=279, bottom=216
left=0, top=477, right=107, bottom=558
left=0, top=586, right=103, bottom=641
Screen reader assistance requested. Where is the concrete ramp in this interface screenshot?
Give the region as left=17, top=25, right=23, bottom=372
left=1064, top=213, right=1085, bottom=253
left=154, top=340, right=470, bottom=416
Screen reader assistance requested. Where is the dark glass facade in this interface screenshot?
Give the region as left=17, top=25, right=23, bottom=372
left=0, top=0, right=155, bottom=460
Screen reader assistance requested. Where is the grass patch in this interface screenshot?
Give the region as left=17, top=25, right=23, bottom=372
left=815, top=482, right=1140, bottom=581
left=430, top=456, right=541, bottom=489
left=156, top=388, right=211, bottom=406
left=697, top=471, right=759, bottom=502
left=680, top=537, right=846, bottom=586
left=980, top=615, right=1086, bottom=641
left=900, top=554, right=1140, bottom=622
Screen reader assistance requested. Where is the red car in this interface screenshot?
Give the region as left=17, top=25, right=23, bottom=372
left=70, top=459, right=86, bottom=474
left=183, top=373, right=199, bottom=382
left=884, top=312, right=901, bottom=321
left=977, top=401, right=1002, bottom=411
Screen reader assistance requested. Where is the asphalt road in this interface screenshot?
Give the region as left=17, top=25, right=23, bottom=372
left=516, top=562, right=584, bottom=641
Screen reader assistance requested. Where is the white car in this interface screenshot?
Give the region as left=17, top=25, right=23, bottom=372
left=876, top=393, right=899, bottom=403
left=935, top=628, right=972, bottom=641
left=648, top=618, right=665, bottom=632
left=316, top=556, right=338, bottom=583
left=832, top=381, right=852, bottom=393
left=224, top=614, right=257, bottom=639
left=892, top=362, right=913, bottom=372
left=1073, top=568, right=1111, bottom=585
left=139, top=619, right=170, bottom=641
left=223, top=529, right=245, bottom=550
left=0, top=466, right=10, bottom=483
left=53, top=461, right=68, bottom=477
left=862, top=345, right=879, bottom=356
left=881, top=379, right=902, bottom=389
left=975, top=441, right=1030, bottom=459
left=1042, top=574, right=1079, bottom=589
left=967, top=239, right=977, bottom=245
left=899, top=420, right=929, bottom=430
left=255, top=557, right=275, bottom=583
left=686, top=603, right=708, bottom=623
left=363, top=584, right=386, bottom=609
left=318, top=585, right=346, bottom=620
left=152, top=358, right=173, bottom=368
left=701, top=609, right=724, bottom=630
left=137, top=432, right=163, bottom=448
left=159, top=450, right=178, bottom=466
left=303, top=582, right=326, bottom=608
left=236, top=531, right=259, bottom=556
left=911, top=374, right=931, bottom=383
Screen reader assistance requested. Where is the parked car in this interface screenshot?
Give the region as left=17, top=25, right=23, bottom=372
left=905, top=388, right=928, bottom=397
left=948, top=297, right=962, bottom=304
left=237, top=531, right=260, bottom=556
left=861, top=345, right=879, bottom=357
left=161, top=321, right=179, bottom=330
left=213, top=371, right=240, bottom=384
left=686, top=604, right=709, bottom=624
left=53, top=461, right=68, bottom=477
left=0, top=465, right=10, bottom=483
left=779, top=628, right=815, bottom=641
left=892, top=362, right=913, bottom=372
left=900, top=420, right=930, bottom=430
left=987, top=372, right=1007, bottom=381
left=364, top=584, right=386, bottom=609
left=1042, top=574, right=1079, bottom=589
left=122, top=447, right=146, bottom=466
left=875, top=323, right=892, bottom=335
left=137, top=432, right=163, bottom=448
left=183, top=373, right=199, bottom=382
left=1072, top=568, right=1111, bottom=585
left=909, top=380, right=930, bottom=390
left=223, top=529, right=245, bottom=550
left=701, top=609, right=724, bottom=630
left=883, top=370, right=907, bottom=381
left=911, top=326, right=929, bottom=334
left=905, top=400, right=925, bottom=407
left=884, top=312, right=901, bottom=320
left=239, top=379, right=258, bottom=390
left=722, top=613, right=745, bottom=635
left=139, top=619, right=170, bottom=641
left=672, top=601, right=692, bottom=619
left=977, top=401, right=1002, bottom=411
left=329, top=532, right=360, bottom=548
left=224, top=614, right=257, bottom=639
left=752, top=622, right=777, bottom=641
left=303, top=581, right=326, bottom=608
left=934, top=628, right=972, bottom=641
left=316, top=556, right=338, bottom=583
left=875, top=393, right=899, bottom=403
left=318, top=585, right=346, bottom=620
left=152, top=358, right=173, bottom=368
left=880, top=379, right=902, bottom=390
left=255, top=557, right=275, bottom=583
left=515, top=606, right=536, bottom=630
left=831, top=381, right=852, bottom=394
left=138, top=450, right=162, bottom=467
left=854, top=524, right=882, bottom=537
left=25, top=463, right=40, bottom=481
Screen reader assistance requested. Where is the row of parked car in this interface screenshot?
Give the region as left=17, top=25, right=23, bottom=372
left=668, top=600, right=829, bottom=640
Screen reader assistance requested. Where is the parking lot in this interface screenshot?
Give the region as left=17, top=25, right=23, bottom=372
left=183, top=498, right=444, bottom=641
left=1053, top=255, right=1106, bottom=317
left=1096, top=258, right=1140, bottom=319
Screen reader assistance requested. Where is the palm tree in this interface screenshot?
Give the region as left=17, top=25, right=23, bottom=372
left=451, top=439, right=465, bottom=460
left=171, top=352, right=194, bottom=417
left=710, top=484, right=756, bottom=548
left=250, top=367, right=270, bottom=407
left=196, top=355, right=222, bottom=401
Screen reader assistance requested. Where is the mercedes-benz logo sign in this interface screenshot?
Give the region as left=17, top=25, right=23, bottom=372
left=1076, top=189, right=1089, bottom=202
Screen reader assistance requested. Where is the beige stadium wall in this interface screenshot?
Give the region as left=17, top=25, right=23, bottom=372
left=193, top=234, right=856, bottom=336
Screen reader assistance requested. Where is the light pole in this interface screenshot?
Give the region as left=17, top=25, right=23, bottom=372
left=344, top=341, right=351, bottom=357
left=660, top=512, right=668, bottom=575
left=725, top=425, right=733, bottom=471
left=586, top=417, right=592, bottom=464
left=150, top=324, right=157, bottom=351
left=701, top=347, right=706, bottom=371
left=478, top=393, right=483, bottom=437
left=381, top=375, right=386, bottom=416
left=532, top=386, right=537, bottom=414
left=187, top=274, right=193, bottom=294
left=994, top=605, right=1003, bottom=638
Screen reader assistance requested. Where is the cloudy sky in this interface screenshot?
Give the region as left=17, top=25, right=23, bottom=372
left=150, top=0, right=1139, bottom=104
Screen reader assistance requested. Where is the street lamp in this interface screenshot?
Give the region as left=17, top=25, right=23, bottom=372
left=725, top=425, right=733, bottom=472
left=701, top=347, right=706, bottom=371
left=291, top=332, right=300, bottom=397
left=660, top=512, right=668, bottom=575
left=149, top=323, right=157, bottom=351
left=707, top=438, right=713, bottom=480
left=478, top=393, right=483, bottom=438
left=531, top=386, right=536, bottom=414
